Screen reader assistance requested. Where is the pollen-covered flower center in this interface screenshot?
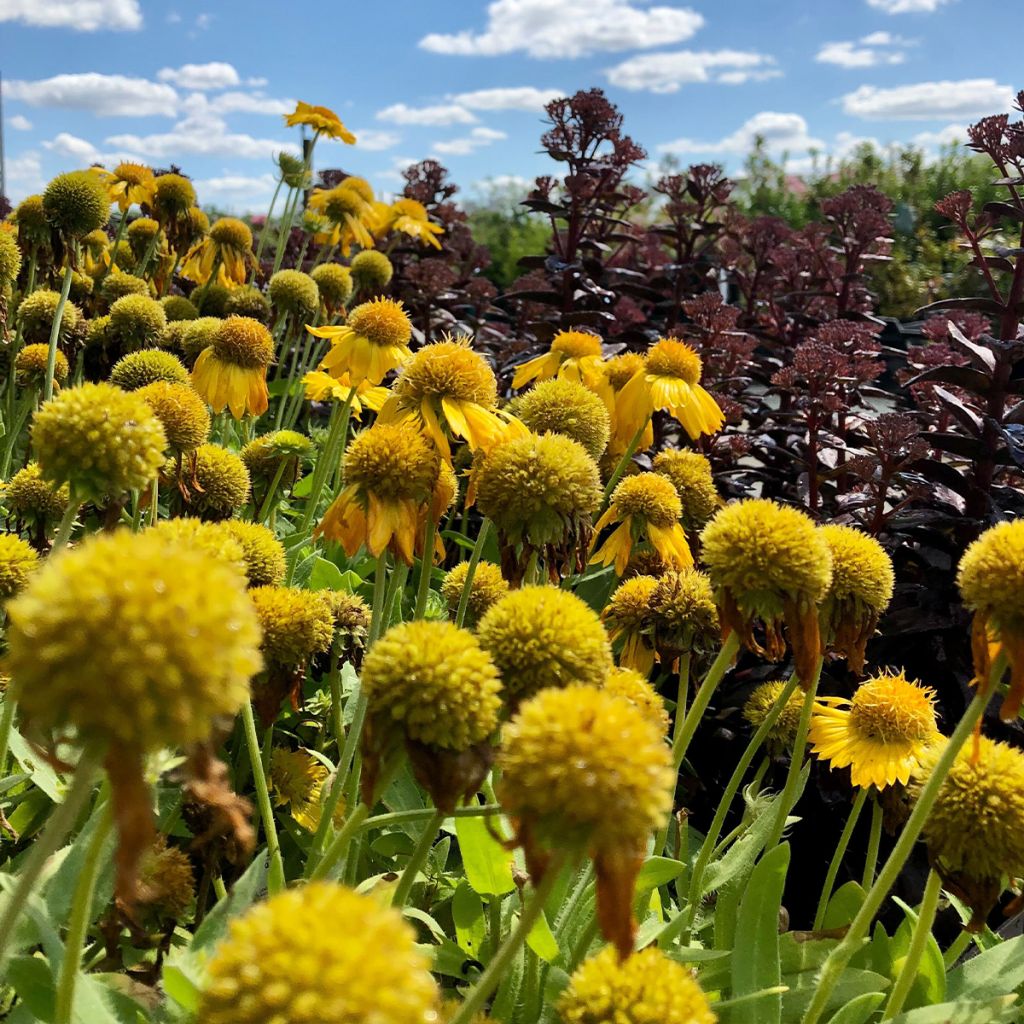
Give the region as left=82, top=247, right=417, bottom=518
left=209, top=217, right=253, bottom=250
left=344, top=424, right=439, bottom=500
left=321, top=185, right=367, bottom=222
left=848, top=675, right=937, bottom=744
left=605, top=576, right=658, bottom=631
left=611, top=473, right=681, bottom=527
left=646, top=339, right=702, bottom=383
left=347, top=298, right=412, bottom=348
left=114, top=162, right=151, bottom=187
left=605, top=352, right=646, bottom=390
left=394, top=341, right=498, bottom=405
left=551, top=330, right=602, bottom=360
left=212, top=316, right=274, bottom=368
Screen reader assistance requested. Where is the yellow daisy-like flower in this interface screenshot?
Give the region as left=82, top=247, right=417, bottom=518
left=378, top=336, right=525, bottom=461
left=307, top=297, right=412, bottom=385
left=809, top=670, right=940, bottom=789
left=180, top=217, right=255, bottom=289
left=284, top=100, right=356, bottom=144
left=307, top=179, right=376, bottom=254
left=602, top=575, right=659, bottom=675
left=270, top=746, right=340, bottom=832
left=192, top=316, right=273, bottom=419
left=512, top=329, right=608, bottom=393
left=382, top=197, right=444, bottom=249
left=616, top=338, right=724, bottom=445
left=93, top=162, right=155, bottom=213
left=302, top=369, right=388, bottom=419
left=591, top=473, right=693, bottom=576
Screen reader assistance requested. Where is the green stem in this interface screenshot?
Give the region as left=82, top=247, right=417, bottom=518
left=308, top=802, right=371, bottom=881
left=271, top=187, right=298, bottom=277
left=943, top=929, right=973, bottom=968
left=413, top=508, right=437, bottom=620
left=43, top=257, right=74, bottom=403
left=862, top=793, right=883, bottom=890
left=800, top=686, right=992, bottom=1024
left=254, top=177, right=284, bottom=271
left=240, top=700, right=285, bottom=895
left=97, top=216, right=126, bottom=285
left=449, top=855, right=567, bottom=1024
left=50, top=497, right=81, bottom=552
left=0, top=393, right=33, bottom=478
left=672, top=652, right=692, bottom=741
left=257, top=460, right=288, bottom=524
left=298, top=388, right=355, bottom=534
left=392, top=809, right=444, bottom=907
left=671, top=634, right=740, bottom=771
left=813, top=786, right=869, bottom=931
left=148, top=476, right=158, bottom=528
left=882, top=868, right=943, bottom=1020
left=455, top=519, right=492, bottom=628
left=0, top=695, right=16, bottom=777
left=54, top=804, right=113, bottom=1024
left=600, top=417, right=650, bottom=510
left=363, top=804, right=501, bottom=831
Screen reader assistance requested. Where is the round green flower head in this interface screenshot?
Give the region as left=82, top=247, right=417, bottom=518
left=43, top=170, right=109, bottom=238
left=181, top=317, right=222, bottom=365
left=509, top=378, right=610, bottom=460
left=311, top=263, right=353, bottom=309
left=110, top=348, right=189, bottom=390
left=161, top=295, right=199, bottom=322
left=250, top=586, right=333, bottom=668
left=605, top=667, right=669, bottom=736
left=652, top=449, right=720, bottom=533
left=108, top=294, right=168, bottom=351
left=197, top=283, right=231, bottom=318
left=0, top=228, right=22, bottom=288
left=126, top=216, right=161, bottom=258
left=559, top=946, right=717, bottom=1024
left=69, top=270, right=94, bottom=304
left=111, top=240, right=135, bottom=272
left=15, top=343, right=69, bottom=390
left=743, top=681, right=806, bottom=755
left=149, top=518, right=246, bottom=579
left=269, top=269, right=319, bottom=320
left=136, top=380, right=210, bottom=453
left=17, top=288, right=81, bottom=344
left=220, top=520, right=287, bottom=588
left=101, top=271, right=149, bottom=303
left=174, top=443, right=250, bottom=520
left=362, top=619, right=502, bottom=749
left=197, top=882, right=439, bottom=1024
left=152, top=173, right=196, bottom=220
left=0, top=533, right=39, bottom=601
left=224, top=286, right=271, bottom=324
left=14, top=195, right=49, bottom=246
left=6, top=529, right=261, bottom=751
left=477, top=586, right=612, bottom=704
left=32, top=382, right=167, bottom=502
left=648, top=568, right=720, bottom=659
left=160, top=320, right=191, bottom=353
left=2, top=462, right=70, bottom=524
left=440, top=561, right=509, bottom=623
left=474, top=432, right=602, bottom=550
left=350, top=249, right=393, bottom=291
left=240, top=430, right=315, bottom=479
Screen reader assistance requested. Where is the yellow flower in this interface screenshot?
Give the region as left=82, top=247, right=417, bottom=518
left=311, top=263, right=353, bottom=313
left=508, top=377, right=611, bottom=460
left=591, top=473, right=693, bottom=576
left=0, top=533, right=39, bottom=601
left=110, top=348, right=188, bottom=391
left=378, top=337, right=524, bottom=461
left=15, top=343, right=69, bottom=390
left=269, top=747, right=340, bottom=832
left=307, top=297, right=412, bottom=385
left=220, top=521, right=287, bottom=588
left=43, top=171, right=109, bottom=240
left=192, top=316, right=273, bottom=419
left=648, top=568, right=720, bottom=664
left=616, top=338, right=724, bottom=444
left=744, top=681, right=807, bottom=755
left=382, top=197, right=444, bottom=249
left=809, top=670, right=939, bottom=789
left=652, top=449, right=721, bottom=533
left=301, top=369, right=388, bottom=419
left=284, top=100, right=356, bottom=144
left=95, top=162, right=156, bottom=212
left=604, top=667, right=670, bottom=736
left=317, top=422, right=439, bottom=565
left=170, top=443, right=251, bottom=520
left=440, top=561, right=510, bottom=624
left=136, top=380, right=211, bottom=454
left=350, top=249, right=393, bottom=292
left=307, top=179, right=376, bottom=254
left=2, top=462, right=70, bottom=526
left=602, top=575, right=659, bottom=674
left=181, top=217, right=255, bottom=288
left=250, top=585, right=334, bottom=669
left=512, top=329, right=607, bottom=392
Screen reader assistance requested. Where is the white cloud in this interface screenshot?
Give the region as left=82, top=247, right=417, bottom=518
left=192, top=173, right=277, bottom=210
left=376, top=102, right=477, bottom=126
left=0, top=0, right=141, bottom=31
left=815, top=38, right=906, bottom=68
left=606, top=49, right=780, bottom=93
left=181, top=91, right=293, bottom=117
left=449, top=87, right=563, bottom=111
left=8, top=114, right=33, bottom=131
left=5, top=73, right=178, bottom=117
left=866, top=0, right=950, bottom=12
left=42, top=131, right=103, bottom=160
left=344, top=129, right=401, bottom=151
left=842, top=78, right=1013, bottom=120
left=106, top=111, right=298, bottom=161
left=433, top=126, right=507, bottom=157
left=157, top=62, right=240, bottom=90
left=911, top=123, right=966, bottom=148
left=420, top=0, right=703, bottom=58
left=376, top=155, right=420, bottom=185
left=5, top=150, right=44, bottom=198
left=659, top=111, right=825, bottom=155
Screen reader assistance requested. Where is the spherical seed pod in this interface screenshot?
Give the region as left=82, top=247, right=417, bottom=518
left=602, top=575, right=659, bottom=674
left=743, top=681, right=806, bottom=755
left=101, top=271, right=149, bottom=303
left=349, top=249, right=393, bottom=291
left=477, top=586, right=612, bottom=705
left=6, top=529, right=261, bottom=751
left=0, top=533, right=39, bottom=600
left=110, top=348, right=189, bottom=390
left=149, top=518, right=247, bottom=578
left=135, top=836, right=195, bottom=926
left=311, top=263, right=353, bottom=309
left=152, top=173, right=196, bottom=221
left=250, top=585, right=334, bottom=668
left=196, top=882, right=439, bottom=1024
left=136, top=380, right=211, bottom=453
left=43, top=170, right=109, bottom=238
left=197, top=284, right=231, bottom=318
left=440, top=561, right=509, bottom=624
left=269, top=269, right=319, bottom=320
left=161, top=295, right=199, bottom=322
left=652, top=449, right=720, bottom=534
left=32, top=382, right=167, bottom=502
left=320, top=589, right=371, bottom=657
left=604, top=666, right=670, bottom=735
left=181, top=316, right=222, bottom=365
left=16, top=288, right=81, bottom=345
left=173, top=443, right=250, bottom=520
left=108, top=294, right=168, bottom=352
left=509, top=378, right=611, bottom=460
left=126, top=216, right=161, bottom=258
left=15, top=343, right=69, bottom=390
left=0, top=228, right=22, bottom=288
left=14, top=194, right=50, bottom=247
left=240, top=430, right=314, bottom=480
left=160, top=320, right=191, bottom=353
left=219, top=520, right=287, bottom=588
left=224, top=286, right=271, bottom=324
left=111, top=240, right=135, bottom=272
left=647, top=568, right=719, bottom=662
left=2, top=462, right=70, bottom=525
left=85, top=315, right=112, bottom=350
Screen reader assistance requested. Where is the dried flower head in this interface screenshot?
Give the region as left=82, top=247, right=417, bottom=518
left=2, top=462, right=70, bottom=525
left=647, top=568, right=720, bottom=663
left=171, top=443, right=250, bottom=520
left=652, top=449, right=720, bottom=534
left=17, top=288, right=81, bottom=345
left=224, top=287, right=271, bottom=324
left=15, top=343, right=69, bottom=390
left=0, top=227, right=22, bottom=288
left=311, top=263, right=354, bottom=311
left=220, top=520, right=287, bottom=588
left=161, top=295, right=199, bottom=322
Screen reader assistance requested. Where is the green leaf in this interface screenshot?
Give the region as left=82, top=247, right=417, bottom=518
left=307, top=557, right=347, bottom=591
left=948, top=935, right=1024, bottom=1002
left=890, top=897, right=946, bottom=1009
left=822, top=881, right=867, bottom=931
left=7, top=726, right=63, bottom=801
left=887, top=995, right=1020, bottom=1023
left=455, top=813, right=515, bottom=896
left=192, top=854, right=268, bottom=952
left=418, top=938, right=482, bottom=981
left=162, top=965, right=200, bottom=1013
left=46, top=799, right=116, bottom=929
left=292, top=472, right=313, bottom=497
left=635, top=856, right=686, bottom=895
left=526, top=907, right=560, bottom=963
left=453, top=881, right=487, bottom=960
left=6, top=956, right=144, bottom=1024
left=728, top=842, right=789, bottom=1024
left=823, top=992, right=887, bottom=1024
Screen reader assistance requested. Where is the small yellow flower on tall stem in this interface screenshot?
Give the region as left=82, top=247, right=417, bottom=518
left=94, top=162, right=156, bottom=212
left=192, top=316, right=273, bottom=419
left=512, top=329, right=607, bottom=392
left=381, top=197, right=444, bottom=249
left=307, top=296, right=412, bottom=385
left=308, top=179, right=377, bottom=253
left=180, top=217, right=256, bottom=288
left=284, top=100, right=356, bottom=144
left=602, top=575, right=660, bottom=674
left=302, top=369, right=389, bottom=419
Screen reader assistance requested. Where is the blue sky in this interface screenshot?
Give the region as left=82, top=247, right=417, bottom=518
left=0, top=0, right=1018, bottom=211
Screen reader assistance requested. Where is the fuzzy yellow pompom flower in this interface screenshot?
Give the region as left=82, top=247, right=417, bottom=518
left=509, top=377, right=611, bottom=460
left=32, top=382, right=167, bottom=503
left=360, top=619, right=502, bottom=808
left=0, top=227, right=22, bottom=289
left=110, top=348, right=188, bottom=390
left=616, top=338, right=724, bottom=446
left=652, top=449, right=721, bottom=533
left=499, top=684, right=673, bottom=955
left=512, top=329, right=607, bottom=392
left=98, top=162, right=156, bottom=212
left=591, top=472, right=693, bottom=577
left=192, top=315, right=273, bottom=419
left=108, top=294, right=168, bottom=351
left=701, top=499, right=832, bottom=687
left=604, top=666, right=670, bottom=735
left=744, top=681, right=807, bottom=755
left=17, top=288, right=81, bottom=344
left=269, top=746, right=340, bottom=832
left=958, top=520, right=1024, bottom=721
left=378, top=336, right=524, bottom=461
left=477, top=586, right=612, bottom=706
left=648, top=568, right=720, bottom=665
left=819, top=524, right=894, bottom=673
left=149, top=518, right=246, bottom=579
left=0, top=533, right=39, bottom=601
left=559, top=946, right=716, bottom=1024
left=136, top=380, right=210, bottom=454
left=381, top=197, right=444, bottom=249
left=349, top=249, right=393, bottom=292
left=43, top=170, right=109, bottom=240
left=269, top=269, right=319, bottom=320
left=284, top=100, right=357, bottom=144
left=809, top=670, right=939, bottom=789
left=220, top=521, right=287, bottom=588
left=15, top=343, right=69, bottom=390
left=170, top=443, right=250, bottom=520
left=307, top=296, right=412, bottom=385
left=181, top=217, right=255, bottom=289
left=317, top=422, right=439, bottom=565
left=311, top=263, right=354, bottom=313
left=910, top=734, right=1024, bottom=926
left=2, top=462, right=69, bottom=527
left=225, top=286, right=271, bottom=323
left=602, top=575, right=659, bottom=674
left=198, top=882, right=439, bottom=1024
left=441, top=561, right=510, bottom=624
left=301, top=369, right=389, bottom=419
left=307, top=179, right=377, bottom=254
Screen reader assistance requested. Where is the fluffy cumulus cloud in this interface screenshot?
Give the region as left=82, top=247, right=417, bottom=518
left=156, top=62, right=240, bottom=90
left=911, top=123, right=967, bottom=148
left=376, top=103, right=478, bottom=126
left=606, top=49, right=780, bottom=93
left=866, top=0, right=951, bottom=11
left=6, top=150, right=44, bottom=195
left=815, top=33, right=912, bottom=68
left=659, top=111, right=825, bottom=156
left=0, top=0, right=141, bottom=31
left=9, top=114, right=33, bottom=131
left=181, top=91, right=293, bottom=118
left=419, top=0, right=703, bottom=59
left=450, top=87, right=564, bottom=111
left=842, top=78, right=1014, bottom=120
left=433, top=126, right=507, bottom=157
left=5, top=73, right=178, bottom=117
left=342, top=129, right=401, bottom=152
left=192, top=173, right=278, bottom=211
